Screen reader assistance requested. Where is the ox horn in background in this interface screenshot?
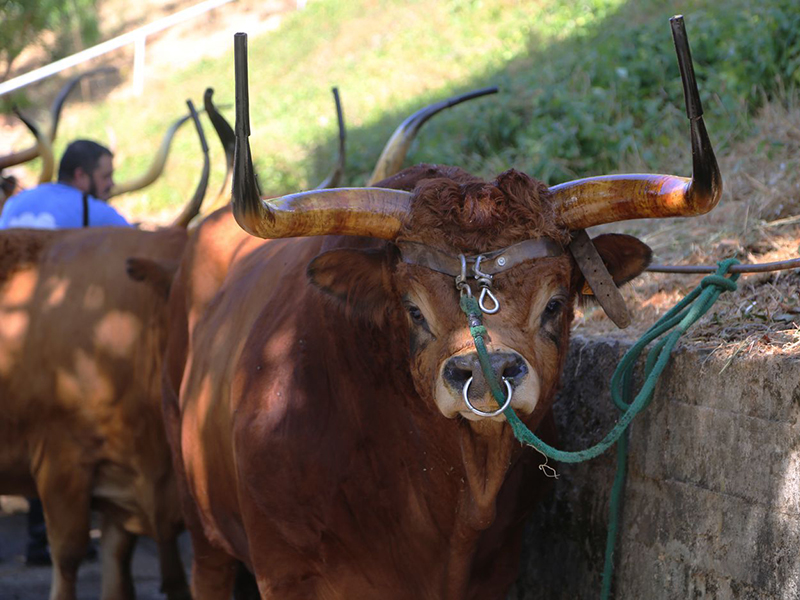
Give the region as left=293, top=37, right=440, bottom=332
left=169, top=99, right=210, bottom=228
left=204, top=87, right=236, bottom=204
left=109, top=106, right=207, bottom=198
left=366, top=86, right=498, bottom=185
left=314, top=87, right=347, bottom=190
left=205, top=83, right=345, bottom=219
left=550, top=15, right=721, bottom=229
left=12, top=108, right=54, bottom=185
left=0, top=67, right=116, bottom=170
left=232, top=32, right=414, bottom=240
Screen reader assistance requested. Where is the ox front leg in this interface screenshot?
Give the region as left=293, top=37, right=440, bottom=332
left=99, top=514, right=138, bottom=600
left=189, top=530, right=239, bottom=600
left=36, top=467, right=92, bottom=600
left=157, top=536, right=191, bottom=600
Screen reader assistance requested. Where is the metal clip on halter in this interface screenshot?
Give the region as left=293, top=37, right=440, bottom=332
left=474, top=255, right=500, bottom=314
left=455, top=254, right=473, bottom=297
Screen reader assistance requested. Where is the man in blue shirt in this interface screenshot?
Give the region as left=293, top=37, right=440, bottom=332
left=0, top=139, right=130, bottom=229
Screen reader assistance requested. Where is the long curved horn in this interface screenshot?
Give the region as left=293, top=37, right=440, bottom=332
left=170, top=99, right=210, bottom=228
left=204, top=87, right=235, bottom=200
left=0, top=67, right=116, bottom=170
left=232, top=33, right=412, bottom=240
left=366, top=86, right=498, bottom=185
left=108, top=110, right=198, bottom=198
left=551, top=15, right=721, bottom=229
left=48, top=66, right=117, bottom=141
left=314, top=87, right=346, bottom=190
left=13, top=109, right=54, bottom=184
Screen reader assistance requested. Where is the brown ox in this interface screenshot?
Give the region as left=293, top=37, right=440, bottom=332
left=0, top=227, right=190, bottom=600
left=0, top=99, right=211, bottom=600
left=162, top=23, right=720, bottom=599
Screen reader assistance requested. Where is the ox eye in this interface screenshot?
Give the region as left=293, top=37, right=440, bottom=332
left=542, top=297, right=565, bottom=322
left=407, top=304, right=426, bottom=326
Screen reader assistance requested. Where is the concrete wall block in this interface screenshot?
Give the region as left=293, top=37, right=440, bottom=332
left=510, top=336, right=800, bottom=600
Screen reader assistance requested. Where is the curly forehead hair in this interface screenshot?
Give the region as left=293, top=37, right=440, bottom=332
left=57, top=140, right=113, bottom=183
left=398, top=168, right=570, bottom=254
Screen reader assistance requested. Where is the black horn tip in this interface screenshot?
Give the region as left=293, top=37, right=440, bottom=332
left=409, top=86, right=500, bottom=133
left=234, top=33, right=250, bottom=138
left=332, top=87, right=345, bottom=140
left=186, top=99, right=209, bottom=154
left=670, top=14, right=703, bottom=120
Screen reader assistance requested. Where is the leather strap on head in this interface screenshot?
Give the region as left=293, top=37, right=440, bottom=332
left=568, top=229, right=631, bottom=328
left=397, top=238, right=564, bottom=277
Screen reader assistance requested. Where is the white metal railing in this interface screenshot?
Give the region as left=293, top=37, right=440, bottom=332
left=0, top=0, right=233, bottom=98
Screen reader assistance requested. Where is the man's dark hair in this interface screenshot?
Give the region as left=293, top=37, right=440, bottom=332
left=57, top=140, right=113, bottom=183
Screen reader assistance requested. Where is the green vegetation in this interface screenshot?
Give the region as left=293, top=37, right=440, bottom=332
left=0, top=0, right=100, bottom=83
left=14, top=0, right=800, bottom=219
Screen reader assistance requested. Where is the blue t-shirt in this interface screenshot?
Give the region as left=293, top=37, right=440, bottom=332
left=0, top=183, right=131, bottom=230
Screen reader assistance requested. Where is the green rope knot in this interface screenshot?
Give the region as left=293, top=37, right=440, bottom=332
left=700, top=274, right=737, bottom=292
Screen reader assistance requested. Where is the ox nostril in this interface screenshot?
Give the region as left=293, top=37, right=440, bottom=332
left=443, top=362, right=473, bottom=388
left=443, top=354, right=479, bottom=389
left=492, top=353, right=528, bottom=386
left=443, top=352, right=528, bottom=391
left=503, top=360, right=527, bottom=381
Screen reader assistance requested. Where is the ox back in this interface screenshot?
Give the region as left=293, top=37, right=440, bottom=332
left=0, top=226, right=190, bottom=600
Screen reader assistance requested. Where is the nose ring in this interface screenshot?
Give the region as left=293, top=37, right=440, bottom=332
left=462, top=377, right=513, bottom=417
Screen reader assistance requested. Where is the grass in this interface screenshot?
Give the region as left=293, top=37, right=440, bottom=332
left=6, top=0, right=800, bottom=225
left=4, top=0, right=800, bottom=354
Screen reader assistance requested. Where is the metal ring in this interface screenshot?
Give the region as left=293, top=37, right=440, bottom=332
left=462, top=377, right=513, bottom=417
left=479, top=286, right=500, bottom=314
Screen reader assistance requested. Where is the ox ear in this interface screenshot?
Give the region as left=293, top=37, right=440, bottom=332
left=573, top=233, right=652, bottom=298
left=307, top=248, right=394, bottom=325
left=126, top=257, right=179, bottom=300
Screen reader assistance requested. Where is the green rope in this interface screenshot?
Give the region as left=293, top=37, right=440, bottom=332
left=460, top=258, right=740, bottom=599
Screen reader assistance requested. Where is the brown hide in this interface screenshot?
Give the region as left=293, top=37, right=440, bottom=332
left=0, top=227, right=189, bottom=600
left=166, top=167, right=650, bottom=599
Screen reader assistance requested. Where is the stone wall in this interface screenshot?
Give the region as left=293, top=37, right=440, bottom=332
left=508, top=335, right=800, bottom=600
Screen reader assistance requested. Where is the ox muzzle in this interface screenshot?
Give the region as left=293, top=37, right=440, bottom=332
left=399, top=240, right=558, bottom=420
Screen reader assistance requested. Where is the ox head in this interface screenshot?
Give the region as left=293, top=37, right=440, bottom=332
left=231, top=17, right=720, bottom=427
left=301, top=167, right=652, bottom=422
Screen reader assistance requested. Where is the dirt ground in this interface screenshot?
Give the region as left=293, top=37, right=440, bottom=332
left=0, top=500, right=192, bottom=600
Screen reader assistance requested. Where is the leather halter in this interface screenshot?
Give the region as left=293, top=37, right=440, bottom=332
left=568, top=230, right=631, bottom=328
left=397, top=235, right=632, bottom=329
left=398, top=238, right=565, bottom=314
left=397, top=238, right=564, bottom=278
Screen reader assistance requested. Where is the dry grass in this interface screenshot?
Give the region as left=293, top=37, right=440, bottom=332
left=576, top=90, right=800, bottom=357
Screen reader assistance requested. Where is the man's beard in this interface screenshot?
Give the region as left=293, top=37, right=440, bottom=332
left=88, top=179, right=103, bottom=201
